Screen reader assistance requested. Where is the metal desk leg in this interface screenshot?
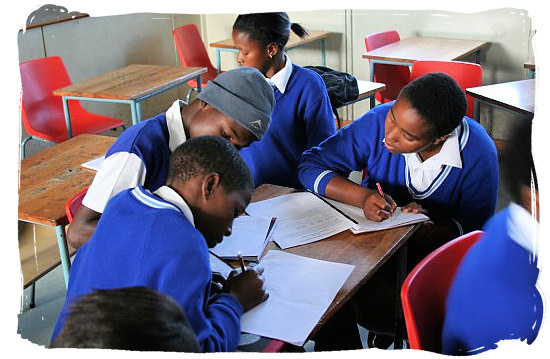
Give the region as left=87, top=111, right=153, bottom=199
left=370, top=61, right=376, bottom=108
left=61, top=96, right=73, bottom=139
left=136, top=101, right=143, bottom=124
left=55, top=225, right=71, bottom=288
left=394, top=242, right=407, bottom=349
left=321, top=39, right=326, bottom=66
left=216, top=49, right=222, bottom=74
left=475, top=50, right=482, bottom=65
left=130, top=101, right=139, bottom=126
left=473, top=98, right=480, bottom=122
left=196, top=75, right=202, bottom=93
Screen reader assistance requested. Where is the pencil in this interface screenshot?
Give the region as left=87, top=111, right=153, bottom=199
left=376, top=182, right=393, bottom=221
left=237, top=251, right=246, bottom=272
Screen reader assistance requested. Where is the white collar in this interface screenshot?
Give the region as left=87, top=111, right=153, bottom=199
left=153, top=185, right=195, bottom=226
left=266, top=55, right=293, bottom=93
left=404, top=126, right=463, bottom=170
left=165, top=99, right=188, bottom=152
left=507, top=202, right=539, bottom=257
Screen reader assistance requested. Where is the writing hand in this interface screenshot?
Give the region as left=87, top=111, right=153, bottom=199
left=362, top=189, right=397, bottom=222
left=223, top=265, right=268, bottom=312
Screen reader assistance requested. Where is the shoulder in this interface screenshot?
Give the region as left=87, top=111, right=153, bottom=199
left=107, top=114, right=168, bottom=156
left=290, top=64, right=326, bottom=88
left=460, top=117, right=498, bottom=162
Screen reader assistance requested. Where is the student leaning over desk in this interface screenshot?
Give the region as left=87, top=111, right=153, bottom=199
left=233, top=12, right=336, bottom=188
left=299, top=73, right=499, bottom=349
left=67, top=67, right=274, bottom=249
left=51, top=136, right=268, bottom=352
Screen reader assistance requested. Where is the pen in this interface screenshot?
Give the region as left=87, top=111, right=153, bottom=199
left=238, top=251, right=246, bottom=273
left=376, top=182, right=393, bottom=221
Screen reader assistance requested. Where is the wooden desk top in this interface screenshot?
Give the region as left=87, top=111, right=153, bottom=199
left=339, top=80, right=386, bottom=108
left=362, top=37, right=489, bottom=64
left=53, top=65, right=207, bottom=100
left=210, top=29, right=331, bottom=50
left=466, top=79, right=535, bottom=118
left=18, top=134, right=116, bottom=227
left=250, top=184, right=418, bottom=339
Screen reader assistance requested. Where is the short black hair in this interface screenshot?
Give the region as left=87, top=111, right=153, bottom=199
left=501, top=120, right=537, bottom=203
left=52, top=287, right=200, bottom=352
left=233, top=12, right=308, bottom=50
left=167, top=136, right=253, bottom=193
left=399, top=72, right=467, bottom=137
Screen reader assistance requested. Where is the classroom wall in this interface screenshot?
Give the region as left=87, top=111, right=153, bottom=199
left=17, top=8, right=534, bottom=156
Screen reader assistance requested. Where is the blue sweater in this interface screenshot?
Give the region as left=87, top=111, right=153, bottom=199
left=240, top=64, right=336, bottom=188
left=51, top=186, right=243, bottom=352
left=442, top=207, right=542, bottom=354
left=298, top=102, right=498, bottom=233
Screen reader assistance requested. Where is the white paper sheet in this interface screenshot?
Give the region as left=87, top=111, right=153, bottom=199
left=210, top=216, right=274, bottom=261
left=81, top=156, right=105, bottom=171
left=325, top=198, right=430, bottom=233
left=240, top=250, right=354, bottom=346
left=245, top=192, right=355, bottom=249
left=209, top=253, right=233, bottom=279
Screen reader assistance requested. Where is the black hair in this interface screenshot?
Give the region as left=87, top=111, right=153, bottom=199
left=233, top=12, right=308, bottom=51
left=52, top=287, right=200, bottom=352
left=167, top=135, right=253, bottom=194
left=501, top=119, right=537, bottom=203
left=399, top=72, right=467, bottom=137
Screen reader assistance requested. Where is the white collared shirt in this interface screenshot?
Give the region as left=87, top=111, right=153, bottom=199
left=266, top=55, right=293, bottom=93
left=507, top=202, right=539, bottom=257
left=153, top=185, right=195, bottom=226
left=403, top=127, right=462, bottom=192
left=165, top=99, right=188, bottom=151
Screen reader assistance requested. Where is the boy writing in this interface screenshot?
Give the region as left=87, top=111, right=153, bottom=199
left=52, top=136, right=268, bottom=352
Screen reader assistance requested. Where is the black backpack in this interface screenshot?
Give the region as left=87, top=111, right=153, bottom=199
left=305, top=66, right=359, bottom=127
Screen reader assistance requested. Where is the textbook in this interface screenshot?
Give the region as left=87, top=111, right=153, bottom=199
left=324, top=197, right=430, bottom=234
left=210, top=215, right=276, bottom=261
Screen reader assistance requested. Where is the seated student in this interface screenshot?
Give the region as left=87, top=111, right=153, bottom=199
left=233, top=12, right=336, bottom=188
left=52, top=287, right=200, bottom=352
left=299, top=73, right=499, bottom=349
left=442, top=120, right=542, bottom=355
left=52, top=136, right=268, bottom=352
left=68, top=67, right=274, bottom=249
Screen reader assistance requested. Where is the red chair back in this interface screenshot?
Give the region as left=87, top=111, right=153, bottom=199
left=65, top=187, right=89, bottom=223
left=365, top=30, right=410, bottom=103
left=173, top=24, right=220, bottom=88
left=410, top=60, right=482, bottom=119
left=400, top=230, right=484, bottom=352
left=19, top=56, right=125, bottom=143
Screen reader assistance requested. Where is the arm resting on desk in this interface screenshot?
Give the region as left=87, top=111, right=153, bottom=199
left=67, top=205, right=101, bottom=248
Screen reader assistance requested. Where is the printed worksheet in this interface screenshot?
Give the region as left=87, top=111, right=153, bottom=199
left=240, top=250, right=354, bottom=346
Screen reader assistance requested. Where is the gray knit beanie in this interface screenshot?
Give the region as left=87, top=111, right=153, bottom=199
left=197, top=67, right=274, bottom=140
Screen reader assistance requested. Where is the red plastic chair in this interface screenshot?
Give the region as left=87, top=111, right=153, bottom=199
left=364, top=30, right=410, bottom=104
left=19, top=56, right=126, bottom=158
left=173, top=24, right=222, bottom=102
left=65, top=187, right=89, bottom=223
left=400, top=230, right=484, bottom=352
left=409, top=60, right=482, bottom=119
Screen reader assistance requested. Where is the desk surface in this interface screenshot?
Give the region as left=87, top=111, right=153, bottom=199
left=18, top=134, right=116, bottom=227
left=362, top=37, right=488, bottom=63
left=250, top=184, right=418, bottom=340
left=466, top=79, right=535, bottom=117
left=53, top=64, right=207, bottom=100
left=210, top=29, right=330, bottom=50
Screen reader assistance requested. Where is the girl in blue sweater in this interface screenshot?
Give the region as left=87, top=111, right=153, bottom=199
left=443, top=119, right=542, bottom=355
left=300, top=73, right=499, bottom=349
left=233, top=12, right=336, bottom=188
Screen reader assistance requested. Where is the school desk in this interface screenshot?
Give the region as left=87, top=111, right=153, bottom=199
left=466, top=79, right=535, bottom=122
left=236, top=184, right=421, bottom=351
left=53, top=64, right=207, bottom=135
left=18, top=134, right=116, bottom=287
left=362, top=37, right=489, bottom=107
left=209, top=30, right=331, bottom=73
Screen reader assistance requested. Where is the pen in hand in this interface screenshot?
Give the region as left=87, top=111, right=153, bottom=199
left=238, top=251, right=246, bottom=273
left=376, top=182, right=393, bottom=221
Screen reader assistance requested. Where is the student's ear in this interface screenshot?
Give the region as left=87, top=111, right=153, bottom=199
left=266, top=42, right=279, bottom=58
left=201, top=173, right=221, bottom=200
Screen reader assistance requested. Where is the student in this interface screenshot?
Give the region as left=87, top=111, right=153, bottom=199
left=233, top=12, right=336, bottom=188
left=442, top=120, right=542, bottom=355
left=52, top=136, right=268, bottom=352
left=299, top=73, right=499, bottom=348
left=52, top=287, right=200, bottom=352
left=68, top=67, right=274, bottom=249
